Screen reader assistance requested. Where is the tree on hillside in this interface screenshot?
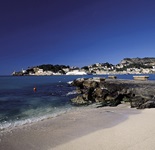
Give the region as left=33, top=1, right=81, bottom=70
left=81, top=66, right=89, bottom=70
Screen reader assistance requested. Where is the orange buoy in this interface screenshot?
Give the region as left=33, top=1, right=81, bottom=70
left=33, top=87, right=37, bottom=92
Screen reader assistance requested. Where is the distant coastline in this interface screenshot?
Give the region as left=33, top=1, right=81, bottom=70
left=12, top=57, right=155, bottom=76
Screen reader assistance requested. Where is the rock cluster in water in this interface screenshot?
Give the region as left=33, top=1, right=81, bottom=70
left=70, top=77, right=155, bottom=109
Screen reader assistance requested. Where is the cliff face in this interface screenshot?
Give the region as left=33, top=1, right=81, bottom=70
left=120, top=57, right=155, bottom=66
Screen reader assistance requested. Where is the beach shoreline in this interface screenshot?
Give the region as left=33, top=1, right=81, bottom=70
left=0, top=103, right=141, bottom=150
left=52, top=108, right=155, bottom=150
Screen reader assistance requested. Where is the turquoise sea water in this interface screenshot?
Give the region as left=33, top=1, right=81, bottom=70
left=0, top=74, right=155, bottom=130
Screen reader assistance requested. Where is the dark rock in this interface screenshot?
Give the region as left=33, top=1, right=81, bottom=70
left=104, top=94, right=122, bottom=106
left=93, top=88, right=105, bottom=98
left=86, top=87, right=95, bottom=102
left=95, top=97, right=104, bottom=103
left=139, top=100, right=155, bottom=109
left=70, top=77, right=155, bottom=109
left=130, top=96, right=146, bottom=108
left=82, top=93, right=89, bottom=100
left=71, top=78, right=85, bottom=89
left=83, top=80, right=98, bottom=89
left=76, top=87, right=83, bottom=94
left=103, top=82, right=124, bottom=93
left=71, top=96, right=90, bottom=105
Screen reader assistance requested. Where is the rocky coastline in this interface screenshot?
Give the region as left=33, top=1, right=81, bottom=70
left=70, top=77, right=155, bottom=109
left=12, top=57, right=155, bottom=76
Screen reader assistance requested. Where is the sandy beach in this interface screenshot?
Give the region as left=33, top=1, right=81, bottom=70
left=1, top=104, right=155, bottom=150
left=52, top=107, right=155, bottom=150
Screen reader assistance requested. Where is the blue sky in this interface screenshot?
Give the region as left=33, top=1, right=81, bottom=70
left=1, top=0, right=155, bottom=75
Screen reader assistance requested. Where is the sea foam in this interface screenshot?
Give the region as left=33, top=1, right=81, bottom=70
left=0, top=107, right=72, bottom=133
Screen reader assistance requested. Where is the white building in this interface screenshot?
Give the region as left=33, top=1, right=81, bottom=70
left=66, top=70, right=87, bottom=75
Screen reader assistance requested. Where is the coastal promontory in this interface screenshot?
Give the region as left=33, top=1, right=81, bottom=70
left=12, top=57, right=155, bottom=75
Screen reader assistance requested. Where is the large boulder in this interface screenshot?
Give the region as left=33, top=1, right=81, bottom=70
left=71, top=78, right=85, bottom=88
left=93, top=88, right=105, bottom=98
left=83, top=80, right=98, bottom=89
left=71, top=96, right=90, bottom=105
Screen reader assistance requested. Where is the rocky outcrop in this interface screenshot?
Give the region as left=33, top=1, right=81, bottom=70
left=120, top=57, right=155, bottom=66
left=70, top=78, right=155, bottom=109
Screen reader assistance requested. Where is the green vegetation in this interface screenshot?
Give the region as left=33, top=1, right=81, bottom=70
left=92, top=64, right=97, bottom=67
left=116, top=68, right=126, bottom=72
left=116, top=63, right=152, bottom=72
left=13, top=57, right=155, bottom=76
left=38, top=64, right=69, bottom=73
left=126, top=63, right=152, bottom=69
left=102, top=62, right=114, bottom=68
left=81, top=66, right=89, bottom=70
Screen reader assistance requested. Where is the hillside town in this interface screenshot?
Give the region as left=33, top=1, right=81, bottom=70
left=12, top=57, right=155, bottom=76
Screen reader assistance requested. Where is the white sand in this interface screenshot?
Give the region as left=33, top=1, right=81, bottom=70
left=1, top=104, right=155, bottom=150
left=52, top=108, right=155, bottom=150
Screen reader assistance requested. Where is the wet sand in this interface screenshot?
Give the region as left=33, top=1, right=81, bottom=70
left=0, top=104, right=142, bottom=150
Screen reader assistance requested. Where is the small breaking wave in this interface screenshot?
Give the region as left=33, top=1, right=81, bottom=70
left=67, top=81, right=73, bottom=84
left=66, top=90, right=77, bottom=96
left=0, top=107, right=72, bottom=133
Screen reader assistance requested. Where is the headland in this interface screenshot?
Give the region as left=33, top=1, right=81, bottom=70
left=12, top=57, right=155, bottom=76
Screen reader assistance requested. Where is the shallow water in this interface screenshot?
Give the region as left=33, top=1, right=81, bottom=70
left=0, top=74, right=155, bottom=130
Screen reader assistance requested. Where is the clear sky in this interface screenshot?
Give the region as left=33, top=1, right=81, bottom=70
left=1, top=0, right=155, bottom=75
